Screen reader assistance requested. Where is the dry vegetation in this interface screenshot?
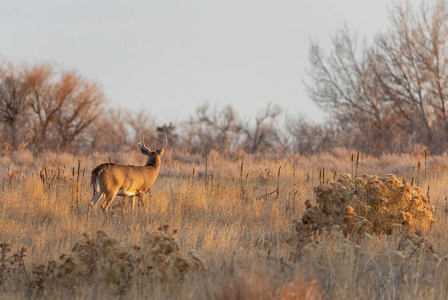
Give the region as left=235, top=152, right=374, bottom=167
left=1, top=148, right=448, bottom=299
left=301, top=173, right=435, bottom=237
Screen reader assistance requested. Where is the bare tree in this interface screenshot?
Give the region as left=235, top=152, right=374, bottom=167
left=127, top=110, right=156, bottom=144
left=0, top=61, right=29, bottom=150
left=54, top=71, right=105, bottom=151
left=24, top=64, right=105, bottom=152
left=179, top=103, right=284, bottom=155
left=306, top=0, right=448, bottom=153
left=305, top=27, right=400, bottom=153
left=286, top=114, right=338, bottom=154
left=187, top=103, right=242, bottom=153
left=88, top=107, right=129, bottom=152
left=25, top=63, right=57, bottom=151
left=373, top=0, right=448, bottom=150
left=240, top=104, right=282, bottom=153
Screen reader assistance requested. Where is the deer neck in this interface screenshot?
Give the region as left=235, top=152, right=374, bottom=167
left=145, top=156, right=161, bottom=168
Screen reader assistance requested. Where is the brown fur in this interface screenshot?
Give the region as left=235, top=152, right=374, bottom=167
left=88, top=140, right=166, bottom=215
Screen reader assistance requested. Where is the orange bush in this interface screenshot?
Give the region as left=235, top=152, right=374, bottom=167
left=299, top=174, right=435, bottom=237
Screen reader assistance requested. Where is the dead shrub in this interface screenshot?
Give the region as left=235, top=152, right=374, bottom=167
left=140, top=226, right=207, bottom=280
left=0, top=243, right=28, bottom=295
left=26, top=228, right=206, bottom=297
left=298, top=174, right=435, bottom=239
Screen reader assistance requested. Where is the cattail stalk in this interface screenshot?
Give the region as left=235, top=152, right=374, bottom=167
left=276, top=166, right=281, bottom=199
left=355, top=152, right=360, bottom=178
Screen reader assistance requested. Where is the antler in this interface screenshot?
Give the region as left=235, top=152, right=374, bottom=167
left=155, top=132, right=167, bottom=151
left=138, top=132, right=167, bottom=151
left=138, top=135, right=152, bottom=152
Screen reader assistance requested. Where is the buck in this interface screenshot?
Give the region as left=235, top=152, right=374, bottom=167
left=88, top=133, right=167, bottom=215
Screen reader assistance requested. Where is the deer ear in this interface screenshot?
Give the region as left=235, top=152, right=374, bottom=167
left=157, top=148, right=165, bottom=157
left=141, top=147, right=151, bottom=155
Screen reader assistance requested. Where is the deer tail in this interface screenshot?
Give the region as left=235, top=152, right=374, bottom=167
left=91, top=166, right=104, bottom=193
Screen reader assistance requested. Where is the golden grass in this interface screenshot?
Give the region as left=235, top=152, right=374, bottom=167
left=0, top=150, right=447, bottom=299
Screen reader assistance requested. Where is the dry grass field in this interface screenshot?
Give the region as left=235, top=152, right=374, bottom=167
left=1, top=148, right=448, bottom=299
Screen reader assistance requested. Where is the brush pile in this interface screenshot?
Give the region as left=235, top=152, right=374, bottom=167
left=1, top=228, right=206, bottom=297
left=298, top=174, right=435, bottom=238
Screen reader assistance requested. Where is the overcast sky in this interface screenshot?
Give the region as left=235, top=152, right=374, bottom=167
left=1, top=0, right=392, bottom=124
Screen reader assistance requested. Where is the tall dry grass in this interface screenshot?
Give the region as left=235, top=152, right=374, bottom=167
left=0, top=149, right=447, bottom=299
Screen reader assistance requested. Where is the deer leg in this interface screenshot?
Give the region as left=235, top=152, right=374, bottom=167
left=130, top=196, right=136, bottom=214
left=139, top=191, right=149, bottom=213
left=88, top=192, right=103, bottom=215
left=101, top=189, right=119, bottom=213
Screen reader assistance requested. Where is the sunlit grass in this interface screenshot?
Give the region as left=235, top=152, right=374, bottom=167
left=0, top=149, right=447, bottom=299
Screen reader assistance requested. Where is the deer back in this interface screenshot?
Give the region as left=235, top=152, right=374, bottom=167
left=92, top=163, right=161, bottom=194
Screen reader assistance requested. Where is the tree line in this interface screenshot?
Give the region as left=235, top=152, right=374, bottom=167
left=0, top=61, right=104, bottom=152
left=3, top=1, right=447, bottom=156
left=0, top=60, right=332, bottom=156
left=306, top=0, right=448, bottom=154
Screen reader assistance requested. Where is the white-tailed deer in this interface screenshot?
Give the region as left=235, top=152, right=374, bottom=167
left=88, top=133, right=167, bottom=216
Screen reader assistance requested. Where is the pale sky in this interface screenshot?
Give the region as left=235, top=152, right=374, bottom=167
left=1, top=0, right=391, bottom=124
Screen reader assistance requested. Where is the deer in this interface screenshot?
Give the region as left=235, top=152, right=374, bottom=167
left=87, top=133, right=167, bottom=216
